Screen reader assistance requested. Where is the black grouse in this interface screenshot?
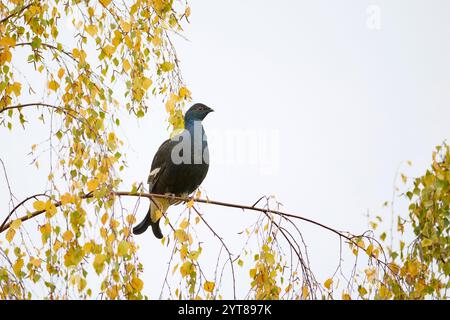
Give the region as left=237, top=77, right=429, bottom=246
left=133, top=103, right=214, bottom=238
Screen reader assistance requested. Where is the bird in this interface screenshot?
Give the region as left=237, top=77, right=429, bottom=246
left=132, top=103, right=214, bottom=238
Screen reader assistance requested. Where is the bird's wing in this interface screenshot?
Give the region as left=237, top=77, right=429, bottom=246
left=147, top=138, right=174, bottom=192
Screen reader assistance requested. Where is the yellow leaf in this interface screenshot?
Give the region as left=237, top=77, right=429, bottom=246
left=190, top=249, right=201, bottom=260
left=87, top=178, right=99, bottom=192
left=165, top=93, right=178, bottom=113
left=13, top=258, right=23, bottom=277
left=93, top=254, right=106, bottom=274
left=108, top=132, right=116, bottom=144
left=264, top=252, right=275, bottom=265
left=78, top=278, right=87, bottom=292
left=185, top=7, right=191, bottom=18
left=123, top=59, right=131, bottom=72
left=324, top=278, right=333, bottom=290
left=203, top=281, right=215, bottom=293
left=407, top=261, right=419, bottom=277
left=53, top=240, right=62, bottom=252
left=180, top=219, right=189, bottom=230
left=365, top=243, right=374, bottom=256
left=401, top=173, right=407, bottom=184
left=365, top=267, right=376, bottom=282
left=174, top=229, right=189, bottom=243
left=99, top=0, right=112, bottom=6
left=357, top=239, right=365, bottom=249
left=83, top=242, right=93, bottom=254
left=180, top=245, right=188, bottom=260
left=126, top=214, right=136, bottom=225
left=0, top=36, right=16, bottom=47
left=30, top=257, right=41, bottom=268
left=388, top=262, right=400, bottom=275
left=60, top=193, right=74, bottom=205
left=0, top=47, right=12, bottom=63
left=100, top=227, right=107, bottom=239
left=124, top=35, right=132, bottom=48
left=342, top=293, right=352, bottom=300
left=33, top=200, right=46, bottom=211
left=151, top=35, right=162, bottom=46
left=120, top=20, right=131, bottom=32
left=131, top=276, right=144, bottom=292
left=358, top=286, right=368, bottom=296
left=11, top=82, right=21, bottom=97
left=180, top=261, right=193, bottom=277
left=62, top=230, right=73, bottom=242
left=421, top=238, right=433, bottom=247
left=48, top=80, right=60, bottom=91
left=160, top=61, right=174, bottom=72
left=40, top=223, right=51, bottom=243
left=85, top=24, right=98, bottom=37
left=10, top=219, right=21, bottom=230
left=285, top=284, right=292, bottom=293
left=107, top=286, right=118, bottom=299
left=45, top=200, right=57, bottom=218
left=302, top=285, right=309, bottom=299
left=142, top=77, right=152, bottom=91
left=72, top=48, right=80, bottom=58
left=101, top=212, right=109, bottom=225
left=118, top=240, right=130, bottom=257
left=186, top=198, right=194, bottom=208
left=179, top=87, right=192, bottom=100
left=6, top=228, right=15, bottom=242
left=103, top=45, right=115, bottom=57
left=378, top=285, right=391, bottom=299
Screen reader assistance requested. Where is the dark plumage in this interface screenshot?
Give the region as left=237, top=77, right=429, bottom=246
left=133, top=103, right=214, bottom=238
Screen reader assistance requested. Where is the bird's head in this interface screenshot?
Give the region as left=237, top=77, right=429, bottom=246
left=184, top=103, right=214, bottom=123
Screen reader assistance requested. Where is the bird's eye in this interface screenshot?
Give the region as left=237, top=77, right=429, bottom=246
left=198, top=106, right=204, bottom=110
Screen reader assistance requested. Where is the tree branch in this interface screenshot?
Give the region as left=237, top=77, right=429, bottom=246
left=0, top=3, right=32, bottom=25
left=0, top=193, right=48, bottom=232
left=0, top=102, right=97, bottom=135
left=0, top=192, right=93, bottom=233
left=0, top=190, right=394, bottom=272
left=0, top=102, right=64, bottom=115
left=0, top=191, right=346, bottom=238
left=14, top=42, right=76, bottom=62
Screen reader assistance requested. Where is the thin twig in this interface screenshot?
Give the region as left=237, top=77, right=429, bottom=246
left=191, top=206, right=237, bottom=299
left=0, top=193, right=48, bottom=232
left=0, top=3, right=32, bottom=24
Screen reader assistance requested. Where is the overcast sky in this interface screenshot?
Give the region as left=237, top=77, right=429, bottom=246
left=128, top=0, right=450, bottom=298
left=2, top=0, right=450, bottom=298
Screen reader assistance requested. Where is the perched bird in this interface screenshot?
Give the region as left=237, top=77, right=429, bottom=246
left=133, top=103, right=214, bottom=238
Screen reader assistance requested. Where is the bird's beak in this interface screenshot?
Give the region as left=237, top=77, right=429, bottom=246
left=208, top=107, right=214, bottom=113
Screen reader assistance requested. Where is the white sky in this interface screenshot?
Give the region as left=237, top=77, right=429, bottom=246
left=1, top=0, right=450, bottom=298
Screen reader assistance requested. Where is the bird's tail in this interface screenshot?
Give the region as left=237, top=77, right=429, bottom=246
left=132, top=206, right=163, bottom=239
